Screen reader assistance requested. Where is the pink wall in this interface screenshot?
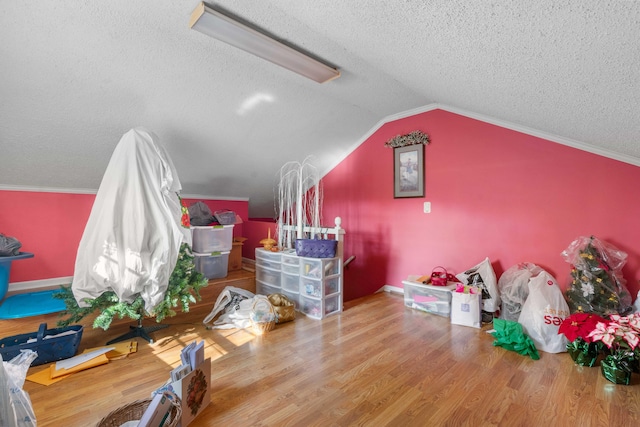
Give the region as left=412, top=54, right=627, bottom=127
left=322, top=109, right=640, bottom=302
left=0, top=191, right=248, bottom=283
left=0, top=192, right=93, bottom=282
left=243, top=219, right=278, bottom=259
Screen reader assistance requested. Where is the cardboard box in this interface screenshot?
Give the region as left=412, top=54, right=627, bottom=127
left=228, top=237, right=246, bottom=271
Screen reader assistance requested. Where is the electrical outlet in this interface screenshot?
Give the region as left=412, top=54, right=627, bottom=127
left=423, top=202, right=431, bottom=213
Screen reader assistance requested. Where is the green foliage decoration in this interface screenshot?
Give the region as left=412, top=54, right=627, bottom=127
left=56, top=243, right=207, bottom=330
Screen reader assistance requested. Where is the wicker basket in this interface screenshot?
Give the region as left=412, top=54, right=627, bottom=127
left=250, top=295, right=276, bottom=335
left=96, top=392, right=181, bottom=427
left=267, top=293, right=296, bottom=324
left=295, top=238, right=337, bottom=258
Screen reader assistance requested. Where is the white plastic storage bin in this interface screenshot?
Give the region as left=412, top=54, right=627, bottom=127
left=256, top=257, right=281, bottom=271
left=324, top=294, right=340, bottom=316
left=281, top=263, right=299, bottom=275
left=192, top=225, right=234, bottom=253
left=402, top=280, right=455, bottom=317
left=256, top=265, right=281, bottom=288
left=300, top=294, right=341, bottom=319
left=255, top=248, right=282, bottom=263
left=301, top=257, right=339, bottom=279
left=256, top=280, right=280, bottom=296
left=300, top=295, right=322, bottom=318
left=300, top=275, right=340, bottom=298
left=194, top=251, right=230, bottom=279
left=281, top=272, right=300, bottom=293
left=281, top=252, right=300, bottom=267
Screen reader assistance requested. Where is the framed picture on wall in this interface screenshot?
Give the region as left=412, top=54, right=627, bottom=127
left=393, top=144, right=424, bottom=198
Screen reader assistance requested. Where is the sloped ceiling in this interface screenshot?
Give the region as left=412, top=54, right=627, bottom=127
left=1, top=1, right=639, bottom=218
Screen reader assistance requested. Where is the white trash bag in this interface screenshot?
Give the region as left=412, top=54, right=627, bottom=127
left=518, top=271, right=570, bottom=353
left=1, top=350, right=38, bottom=427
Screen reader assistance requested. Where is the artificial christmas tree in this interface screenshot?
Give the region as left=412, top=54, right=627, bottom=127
left=562, top=235, right=632, bottom=316
left=56, top=243, right=207, bottom=343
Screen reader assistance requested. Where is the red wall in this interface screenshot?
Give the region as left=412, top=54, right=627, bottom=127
left=322, top=109, right=640, bottom=302
left=0, top=191, right=248, bottom=283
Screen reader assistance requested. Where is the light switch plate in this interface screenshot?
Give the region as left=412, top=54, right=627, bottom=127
left=423, top=202, right=431, bottom=213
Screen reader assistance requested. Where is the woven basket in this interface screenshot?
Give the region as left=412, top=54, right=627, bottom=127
left=295, top=238, right=337, bottom=258
left=268, top=293, right=296, bottom=324
left=250, top=295, right=276, bottom=335
left=96, top=392, right=181, bottom=427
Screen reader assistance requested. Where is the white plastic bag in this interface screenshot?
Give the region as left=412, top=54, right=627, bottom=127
left=456, top=257, right=500, bottom=313
left=211, top=297, right=259, bottom=330
left=0, top=350, right=38, bottom=427
left=498, top=263, right=543, bottom=321
left=518, top=271, right=569, bottom=353
left=203, top=286, right=255, bottom=328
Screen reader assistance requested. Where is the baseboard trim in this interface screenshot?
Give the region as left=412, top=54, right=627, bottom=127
left=7, top=276, right=73, bottom=296
left=8, top=257, right=255, bottom=296
left=376, top=284, right=404, bottom=295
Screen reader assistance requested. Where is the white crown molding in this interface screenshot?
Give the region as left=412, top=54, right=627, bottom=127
left=180, top=193, right=250, bottom=202
left=0, top=185, right=97, bottom=194
left=0, top=185, right=250, bottom=202
left=438, top=104, right=640, bottom=168
left=321, top=103, right=640, bottom=178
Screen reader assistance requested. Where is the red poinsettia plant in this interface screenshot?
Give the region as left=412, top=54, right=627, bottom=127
left=558, top=312, right=608, bottom=343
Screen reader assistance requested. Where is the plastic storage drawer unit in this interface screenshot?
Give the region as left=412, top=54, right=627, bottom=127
left=300, top=294, right=341, bottom=319
left=194, top=251, right=230, bottom=279
left=300, top=275, right=340, bottom=298
left=301, top=257, right=339, bottom=279
left=281, top=272, right=300, bottom=293
left=402, top=280, right=456, bottom=317
left=255, top=248, right=282, bottom=263
left=281, top=252, right=300, bottom=267
left=256, top=280, right=280, bottom=296
left=256, top=265, right=281, bottom=288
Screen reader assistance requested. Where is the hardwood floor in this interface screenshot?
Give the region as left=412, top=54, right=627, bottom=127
left=3, top=273, right=640, bottom=426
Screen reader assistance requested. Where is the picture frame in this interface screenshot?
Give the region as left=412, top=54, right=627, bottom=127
left=393, top=144, right=424, bottom=198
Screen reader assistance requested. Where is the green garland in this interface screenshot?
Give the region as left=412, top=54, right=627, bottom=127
left=384, top=130, right=430, bottom=148
left=56, top=243, right=207, bottom=330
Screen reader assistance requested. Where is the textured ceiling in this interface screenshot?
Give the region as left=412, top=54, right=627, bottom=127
left=1, top=1, right=639, bottom=217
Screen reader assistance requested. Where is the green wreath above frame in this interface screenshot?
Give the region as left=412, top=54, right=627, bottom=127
left=384, top=130, right=430, bottom=148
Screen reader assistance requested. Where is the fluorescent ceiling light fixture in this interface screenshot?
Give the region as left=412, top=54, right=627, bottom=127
left=189, top=2, right=340, bottom=83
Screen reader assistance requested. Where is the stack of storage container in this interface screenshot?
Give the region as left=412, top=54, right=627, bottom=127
left=191, top=225, right=234, bottom=279
left=255, top=248, right=343, bottom=319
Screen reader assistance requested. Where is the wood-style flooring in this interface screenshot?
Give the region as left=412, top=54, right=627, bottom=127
left=2, top=271, right=639, bottom=426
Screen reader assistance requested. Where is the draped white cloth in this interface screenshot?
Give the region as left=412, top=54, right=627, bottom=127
left=72, top=127, right=191, bottom=313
